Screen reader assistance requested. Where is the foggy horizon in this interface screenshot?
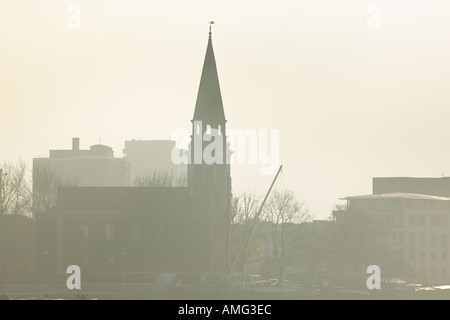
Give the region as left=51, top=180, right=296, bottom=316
left=2, top=1, right=450, bottom=218
left=3, top=0, right=450, bottom=305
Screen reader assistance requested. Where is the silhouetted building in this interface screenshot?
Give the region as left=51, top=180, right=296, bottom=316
left=36, top=29, right=232, bottom=282
left=36, top=187, right=214, bottom=282
left=338, top=192, right=450, bottom=285
left=123, top=140, right=186, bottom=185
left=374, top=177, right=450, bottom=198
left=33, top=138, right=130, bottom=188
left=0, top=214, right=35, bottom=284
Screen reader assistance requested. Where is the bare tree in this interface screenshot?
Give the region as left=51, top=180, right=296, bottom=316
left=32, top=163, right=82, bottom=213
left=230, top=192, right=264, bottom=272
left=32, top=164, right=62, bottom=213
left=264, top=188, right=310, bottom=286
left=0, top=159, right=32, bottom=218
left=331, top=207, right=393, bottom=285
left=133, top=169, right=187, bottom=187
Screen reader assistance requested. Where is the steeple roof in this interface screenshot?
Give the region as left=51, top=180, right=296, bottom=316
left=193, top=31, right=225, bottom=123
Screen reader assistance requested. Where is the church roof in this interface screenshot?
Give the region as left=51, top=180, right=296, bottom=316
left=56, top=186, right=212, bottom=214
left=341, top=193, right=450, bottom=201
left=193, top=32, right=225, bottom=123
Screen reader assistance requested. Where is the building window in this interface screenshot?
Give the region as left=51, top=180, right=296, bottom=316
left=420, top=233, right=426, bottom=247
left=409, top=233, right=415, bottom=247
left=210, top=195, right=216, bottom=214
left=420, top=268, right=426, bottom=278
left=204, top=166, right=216, bottom=184
left=409, top=247, right=416, bottom=261
left=420, top=250, right=426, bottom=261
left=397, top=232, right=404, bottom=246
left=395, top=249, right=404, bottom=261
left=80, top=224, right=89, bottom=241
left=431, top=215, right=448, bottom=226
left=442, top=234, right=448, bottom=247
left=410, top=214, right=426, bottom=226
left=431, top=234, right=437, bottom=247
left=408, top=267, right=415, bottom=278
left=431, top=251, right=437, bottom=261
left=105, top=224, right=114, bottom=240
left=132, top=224, right=140, bottom=240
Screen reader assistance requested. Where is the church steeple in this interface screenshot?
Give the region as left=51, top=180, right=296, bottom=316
left=189, top=25, right=230, bottom=193
left=188, top=25, right=232, bottom=273
left=193, top=26, right=226, bottom=124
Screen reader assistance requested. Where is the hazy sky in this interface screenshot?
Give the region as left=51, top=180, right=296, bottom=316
left=1, top=0, right=450, bottom=218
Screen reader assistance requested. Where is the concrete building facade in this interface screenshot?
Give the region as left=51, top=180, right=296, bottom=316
left=33, top=138, right=130, bottom=188
left=339, top=191, right=450, bottom=285
left=123, top=140, right=186, bottom=185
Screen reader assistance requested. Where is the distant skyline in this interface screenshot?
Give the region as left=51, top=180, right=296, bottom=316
left=2, top=0, right=450, bottom=218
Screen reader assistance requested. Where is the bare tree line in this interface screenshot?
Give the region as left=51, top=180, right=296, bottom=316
left=0, top=159, right=32, bottom=217
left=0, top=160, right=188, bottom=218
left=133, top=170, right=187, bottom=187
left=231, top=188, right=312, bottom=286
left=0, top=159, right=79, bottom=218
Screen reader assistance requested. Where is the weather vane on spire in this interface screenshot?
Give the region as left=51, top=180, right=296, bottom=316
left=209, top=21, right=215, bottom=36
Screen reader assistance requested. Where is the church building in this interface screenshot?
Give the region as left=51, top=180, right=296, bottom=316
left=35, top=28, right=232, bottom=283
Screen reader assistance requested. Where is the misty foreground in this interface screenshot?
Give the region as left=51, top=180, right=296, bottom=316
left=2, top=282, right=450, bottom=300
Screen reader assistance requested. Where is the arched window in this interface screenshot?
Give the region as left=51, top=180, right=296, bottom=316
left=206, top=124, right=211, bottom=135
left=196, top=123, right=201, bottom=135
left=218, top=125, right=222, bottom=135
left=132, top=224, right=140, bottom=240
left=105, top=224, right=114, bottom=240
left=204, top=166, right=216, bottom=184
left=80, top=224, right=89, bottom=241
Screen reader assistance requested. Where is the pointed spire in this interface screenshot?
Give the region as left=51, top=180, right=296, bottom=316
left=209, top=21, right=214, bottom=37
left=193, top=23, right=225, bottom=124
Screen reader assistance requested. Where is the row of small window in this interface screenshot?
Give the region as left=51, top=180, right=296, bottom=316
left=409, top=250, right=450, bottom=262
left=409, top=233, right=448, bottom=247
left=79, top=224, right=140, bottom=241
left=361, top=199, right=450, bottom=211
left=79, top=223, right=190, bottom=241
left=78, top=253, right=194, bottom=265
left=381, top=214, right=450, bottom=227
left=75, top=255, right=126, bottom=265
left=409, top=215, right=448, bottom=226
left=407, top=267, right=449, bottom=279
left=195, top=123, right=223, bottom=136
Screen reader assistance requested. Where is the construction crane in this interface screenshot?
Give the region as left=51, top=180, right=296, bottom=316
left=255, top=165, right=283, bottom=219
left=230, top=165, right=283, bottom=272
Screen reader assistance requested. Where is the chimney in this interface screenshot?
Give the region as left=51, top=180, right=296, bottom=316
left=72, top=138, right=80, bottom=151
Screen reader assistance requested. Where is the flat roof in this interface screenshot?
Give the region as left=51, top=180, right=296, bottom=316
left=340, top=193, right=450, bottom=201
